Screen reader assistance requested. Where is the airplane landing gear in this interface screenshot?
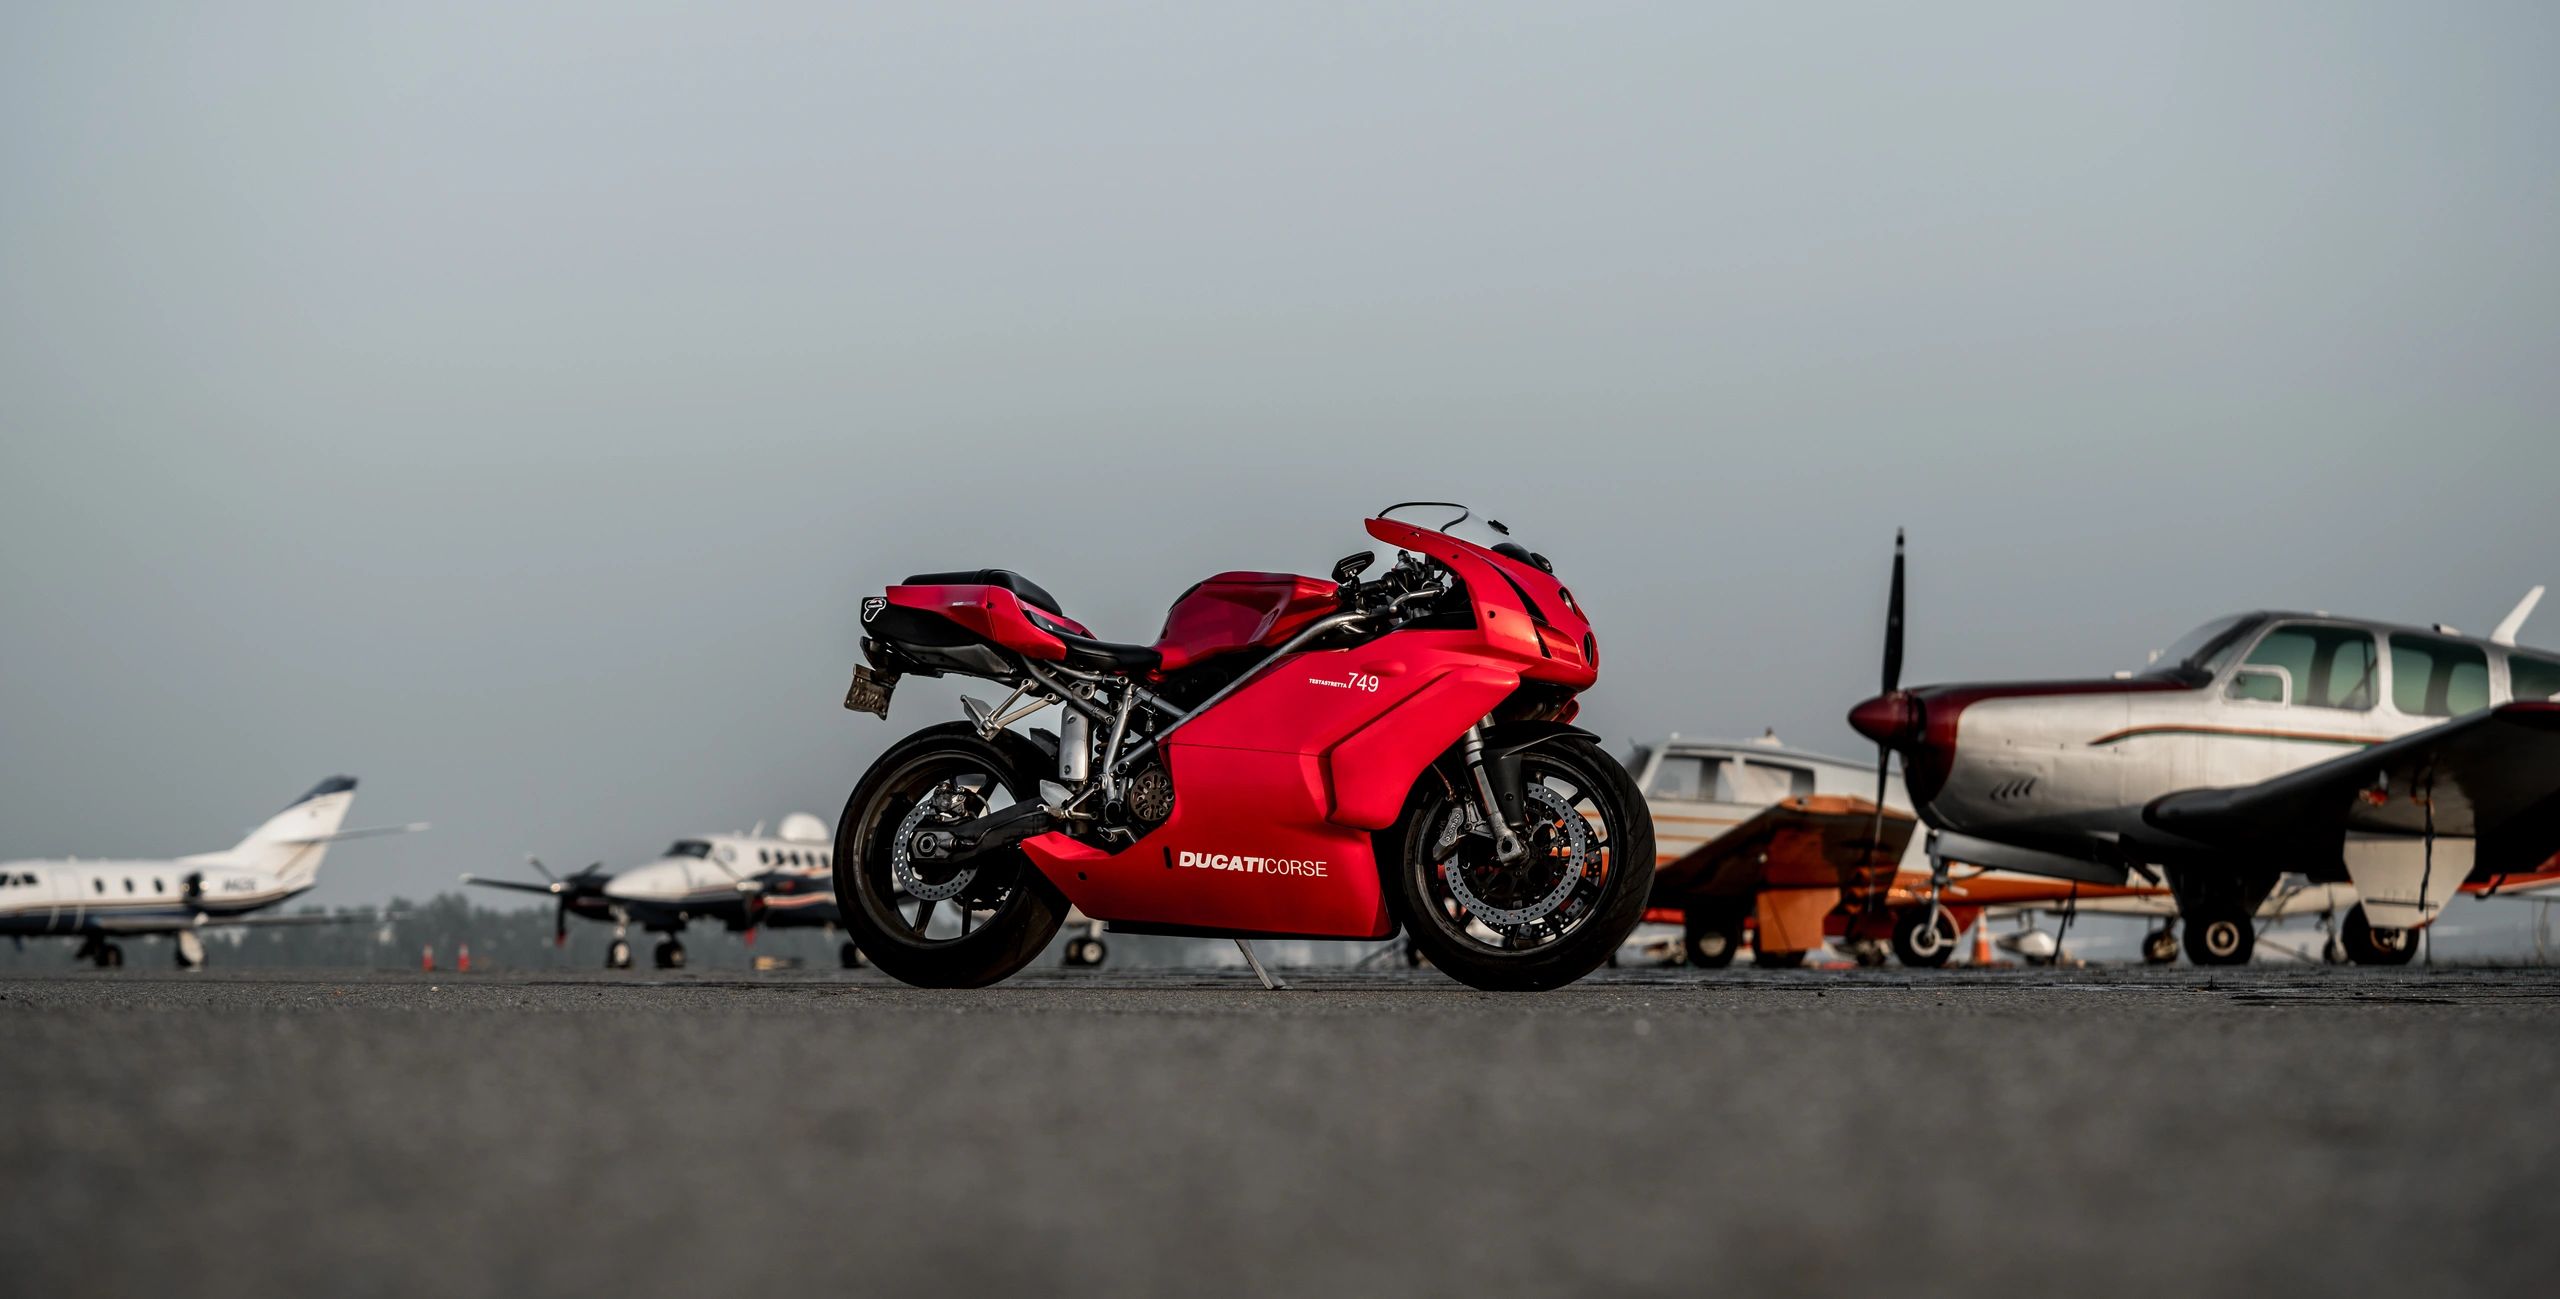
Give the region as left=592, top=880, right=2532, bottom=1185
left=2340, top=905, right=2419, bottom=966
left=1892, top=908, right=1959, bottom=968
left=2141, top=927, right=2180, bottom=966
left=840, top=939, right=866, bottom=970
left=1062, top=935, right=1107, bottom=968
left=2183, top=907, right=2255, bottom=966
left=1682, top=904, right=1744, bottom=969
left=175, top=930, right=205, bottom=970
left=653, top=938, right=686, bottom=970
left=76, top=937, right=124, bottom=969
left=606, top=938, right=633, bottom=970
left=1754, top=947, right=1808, bottom=969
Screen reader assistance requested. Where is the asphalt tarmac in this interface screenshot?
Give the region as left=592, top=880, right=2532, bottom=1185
left=6, top=965, right=2557, bottom=1299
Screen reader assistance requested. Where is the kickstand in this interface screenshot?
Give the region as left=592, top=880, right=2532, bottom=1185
left=1235, top=938, right=1287, bottom=991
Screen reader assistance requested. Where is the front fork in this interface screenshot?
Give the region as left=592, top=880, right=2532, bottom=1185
left=1462, top=721, right=1530, bottom=865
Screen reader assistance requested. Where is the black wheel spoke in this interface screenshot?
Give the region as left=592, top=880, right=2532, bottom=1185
left=911, top=897, right=936, bottom=935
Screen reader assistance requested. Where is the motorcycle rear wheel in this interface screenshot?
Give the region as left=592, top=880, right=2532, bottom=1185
left=834, top=723, right=1067, bottom=988
left=1390, top=738, right=1655, bottom=991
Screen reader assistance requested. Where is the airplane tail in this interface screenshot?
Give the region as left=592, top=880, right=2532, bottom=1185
left=182, top=776, right=360, bottom=889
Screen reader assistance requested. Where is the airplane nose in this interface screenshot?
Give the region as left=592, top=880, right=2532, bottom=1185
left=1848, top=691, right=1922, bottom=747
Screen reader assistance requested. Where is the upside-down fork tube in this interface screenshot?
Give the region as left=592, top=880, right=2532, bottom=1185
left=1462, top=722, right=1529, bottom=864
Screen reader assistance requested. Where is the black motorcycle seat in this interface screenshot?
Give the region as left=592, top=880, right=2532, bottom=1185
left=1054, top=632, right=1163, bottom=675
left=901, top=569, right=1065, bottom=617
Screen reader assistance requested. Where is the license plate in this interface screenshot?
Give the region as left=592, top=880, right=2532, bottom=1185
left=843, top=664, right=899, bottom=718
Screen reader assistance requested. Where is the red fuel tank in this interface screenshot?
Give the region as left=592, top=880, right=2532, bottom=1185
left=1151, top=572, right=1340, bottom=672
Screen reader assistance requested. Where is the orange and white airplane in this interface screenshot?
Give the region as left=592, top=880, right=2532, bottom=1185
left=1627, top=733, right=2560, bottom=969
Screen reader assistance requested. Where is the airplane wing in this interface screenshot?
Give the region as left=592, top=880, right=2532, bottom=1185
left=90, top=910, right=392, bottom=934
left=2143, top=702, right=2560, bottom=874
left=1649, top=795, right=1914, bottom=904
left=461, top=874, right=564, bottom=896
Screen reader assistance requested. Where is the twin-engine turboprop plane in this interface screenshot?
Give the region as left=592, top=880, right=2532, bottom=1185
left=0, top=777, right=423, bottom=968
left=465, top=814, right=853, bottom=969
left=1847, top=533, right=2560, bottom=965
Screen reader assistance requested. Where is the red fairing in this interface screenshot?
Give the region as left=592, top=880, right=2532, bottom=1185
left=883, top=584, right=1089, bottom=661
left=1152, top=572, right=1341, bottom=672
left=1019, top=637, right=1519, bottom=939
left=1365, top=518, right=1597, bottom=688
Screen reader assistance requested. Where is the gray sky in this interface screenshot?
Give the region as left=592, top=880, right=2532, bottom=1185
left=3, top=2, right=2555, bottom=911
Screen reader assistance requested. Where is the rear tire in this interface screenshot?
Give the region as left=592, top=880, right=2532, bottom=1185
left=835, top=723, right=1067, bottom=989
left=2341, top=905, right=2419, bottom=966
left=1389, top=738, right=1654, bottom=992
left=2141, top=927, right=2180, bottom=965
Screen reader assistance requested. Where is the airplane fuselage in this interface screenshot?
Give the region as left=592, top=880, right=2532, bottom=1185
left=0, top=860, right=312, bottom=936
left=1854, top=611, right=2560, bottom=892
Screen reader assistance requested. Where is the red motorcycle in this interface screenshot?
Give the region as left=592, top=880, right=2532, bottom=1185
left=833, top=503, right=1653, bottom=990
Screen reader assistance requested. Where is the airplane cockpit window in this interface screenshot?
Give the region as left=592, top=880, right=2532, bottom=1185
left=2147, top=615, right=2260, bottom=682
left=2514, top=653, right=2560, bottom=702
left=2242, top=624, right=2377, bottom=710
left=666, top=840, right=713, bottom=859
left=2390, top=634, right=2489, bottom=718
left=1645, top=755, right=1706, bottom=800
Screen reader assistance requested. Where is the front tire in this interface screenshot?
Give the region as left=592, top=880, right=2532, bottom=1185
left=835, top=724, right=1067, bottom=989
left=2183, top=906, right=2255, bottom=966
left=1388, top=738, right=1655, bottom=992
left=1683, top=903, right=1744, bottom=969
left=2341, top=905, right=2419, bottom=966
left=1892, top=908, right=1959, bottom=968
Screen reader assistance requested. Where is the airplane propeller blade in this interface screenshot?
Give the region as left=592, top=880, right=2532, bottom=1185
left=1863, top=529, right=1907, bottom=911
left=527, top=854, right=558, bottom=883
left=1882, top=527, right=1906, bottom=696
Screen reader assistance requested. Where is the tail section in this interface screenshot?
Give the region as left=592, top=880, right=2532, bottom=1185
left=182, top=777, right=360, bottom=888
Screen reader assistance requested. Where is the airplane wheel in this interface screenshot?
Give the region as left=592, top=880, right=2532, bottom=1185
left=1891, top=909, right=1959, bottom=968
left=1682, top=906, right=1744, bottom=969
left=1754, top=947, right=1807, bottom=970
left=2141, top=928, right=2180, bottom=965
left=840, top=940, right=866, bottom=970
left=96, top=942, right=125, bottom=970
left=1403, top=940, right=1426, bottom=969
left=654, top=939, right=686, bottom=970
left=2341, top=906, right=2419, bottom=966
left=606, top=939, right=632, bottom=970
left=2183, top=909, right=2254, bottom=966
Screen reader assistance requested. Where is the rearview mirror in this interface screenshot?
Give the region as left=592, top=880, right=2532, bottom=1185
left=1331, top=551, right=1375, bottom=585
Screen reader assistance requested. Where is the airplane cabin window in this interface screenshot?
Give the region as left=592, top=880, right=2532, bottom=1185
left=124, top=878, right=135, bottom=893
left=1645, top=756, right=1707, bottom=800
left=2226, top=668, right=2285, bottom=704
left=153, top=878, right=165, bottom=892
left=2243, top=624, right=2377, bottom=710
left=94, top=879, right=105, bottom=894
left=1717, top=761, right=1814, bottom=804
left=2390, top=634, right=2490, bottom=718
left=2511, top=653, right=2560, bottom=702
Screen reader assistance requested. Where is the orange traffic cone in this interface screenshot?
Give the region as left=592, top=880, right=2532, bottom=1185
left=421, top=944, right=436, bottom=973
left=1971, top=918, right=1993, bottom=966
left=457, top=943, right=471, bottom=973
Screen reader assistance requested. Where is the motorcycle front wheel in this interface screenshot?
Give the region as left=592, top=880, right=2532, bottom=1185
left=1389, top=738, right=1655, bottom=991
left=834, top=723, right=1067, bottom=988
